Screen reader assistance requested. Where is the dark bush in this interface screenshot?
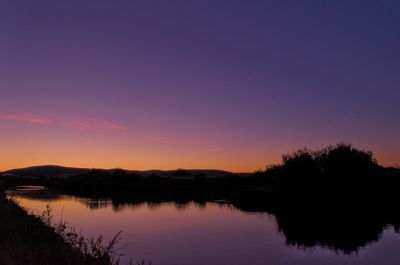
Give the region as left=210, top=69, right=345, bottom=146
left=268, top=143, right=382, bottom=192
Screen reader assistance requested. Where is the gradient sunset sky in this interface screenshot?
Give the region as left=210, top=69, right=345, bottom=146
left=1, top=0, right=399, bottom=172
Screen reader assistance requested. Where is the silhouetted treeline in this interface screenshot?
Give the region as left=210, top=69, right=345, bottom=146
left=232, top=144, right=400, bottom=211
left=264, top=143, right=382, bottom=190
left=2, top=143, right=399, bottom=206
left=45, top=168, right=252, bottom=203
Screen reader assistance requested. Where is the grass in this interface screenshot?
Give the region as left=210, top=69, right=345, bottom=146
left=0, top=190, right=122, bottom=265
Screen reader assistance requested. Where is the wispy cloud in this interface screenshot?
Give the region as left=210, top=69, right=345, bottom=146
left=0, top=114, right=50, bottom=125
left=66, top=118, right=128, bottom=131
left=0, top=113, right=127, bottom=132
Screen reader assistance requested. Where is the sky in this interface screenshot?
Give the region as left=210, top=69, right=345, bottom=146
left=1, top=0, right=399, bottom=172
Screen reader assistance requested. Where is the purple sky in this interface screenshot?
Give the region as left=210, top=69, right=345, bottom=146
left=1, top=0, right=399, bottom=171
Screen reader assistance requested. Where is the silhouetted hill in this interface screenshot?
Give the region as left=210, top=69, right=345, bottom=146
left=2, top=165, right=237, bottom=179
left=3, top=165, right=90, bottom=178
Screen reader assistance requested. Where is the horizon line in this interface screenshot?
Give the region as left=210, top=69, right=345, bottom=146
left=0, top=164, right=256, bottom=174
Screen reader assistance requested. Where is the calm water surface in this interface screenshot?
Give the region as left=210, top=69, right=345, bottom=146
left=6, top=186, right=400, bottom=265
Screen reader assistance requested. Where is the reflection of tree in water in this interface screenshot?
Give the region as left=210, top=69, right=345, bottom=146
left=16, top=185, right=399, bottom=254
left=76, top=196, right=241, bottom=218
left=90, top=197, right=397, bottom=254
left=147, top=202, right=163, bottom=210
left=80, top=198, right=147, bottom=212
left=274, top=211, right=391, bottom=254
left=234, top=201, right=400, bottom=254
left=80, top=198, right=112, bottom=211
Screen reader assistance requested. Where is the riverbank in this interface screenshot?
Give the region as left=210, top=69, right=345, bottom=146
left=0, top=189, right=114, bottom=265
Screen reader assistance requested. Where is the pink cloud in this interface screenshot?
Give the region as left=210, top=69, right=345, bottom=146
left=66, top=118, right=128, bottom=131
left=0, top=113, right=127, bottom=132
left=0, top=114, right=50, bottom=125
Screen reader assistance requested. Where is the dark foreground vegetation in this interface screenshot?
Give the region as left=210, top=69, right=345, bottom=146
left=1, top=143, right=400, bottom=254
left=0, top=190, right=122, bottom=265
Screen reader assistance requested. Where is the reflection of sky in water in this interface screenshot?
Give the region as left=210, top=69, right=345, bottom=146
left=6, top=186, right=400, bottom=265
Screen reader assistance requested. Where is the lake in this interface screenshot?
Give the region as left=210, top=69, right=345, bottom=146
left=6, top=186, right=400, bottom=265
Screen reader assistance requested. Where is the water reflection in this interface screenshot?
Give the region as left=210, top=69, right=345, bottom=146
left=276, top=212, right=393, bottom=254
left=70, top=194, right=238, bottom=214
left=6, top=186, right=400, bottom=265
left=78, top=197, right=238, bottom=214
left=6, top=185, right=62, bottom=201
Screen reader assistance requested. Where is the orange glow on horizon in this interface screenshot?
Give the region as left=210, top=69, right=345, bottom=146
left=1, top=114, right=398, bottom=173
left=1, top=149, right=398, bottom=173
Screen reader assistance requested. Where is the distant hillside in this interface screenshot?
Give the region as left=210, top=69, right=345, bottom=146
left=2, top=165, right=90, bottom=178
left=1, top=165, right=239, bottom=178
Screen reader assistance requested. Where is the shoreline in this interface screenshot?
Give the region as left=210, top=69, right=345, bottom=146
left=0, top=189, right=116, bottom=265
